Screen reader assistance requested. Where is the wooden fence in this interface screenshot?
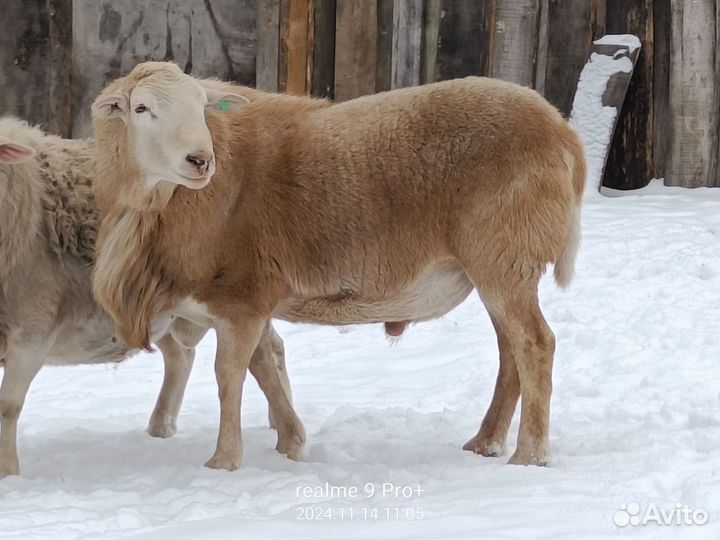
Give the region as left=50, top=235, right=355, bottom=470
left=0, top=0, right=719, bottom=189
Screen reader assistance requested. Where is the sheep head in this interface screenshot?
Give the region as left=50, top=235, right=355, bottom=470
left=91, top=61, right=247, bottom=208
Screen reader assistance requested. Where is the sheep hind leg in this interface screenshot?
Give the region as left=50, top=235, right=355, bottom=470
left=467, top=278, right=554, bottom=466
left=0, top=354, right=43, bottom=477
left=148, top=334, right=195, bottom=438
left=267, top=325, right=295, bottom=430
left=251, top=324, right=305, bottom=461
left=463, top=313, right=520, bottom=458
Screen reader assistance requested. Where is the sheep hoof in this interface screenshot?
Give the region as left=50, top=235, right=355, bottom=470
left=0, top=458, right=20, bottom=479
left=462, top=435, right=504, bottom=458
left=204, top=452, right=242, bottom=471
left=276, top=421, right=306, bottom=461
left=507, top=450, right=549, bottom=467
left=147, top=416, right=177, bottom=438
left=276, top=434, right=305, bottom=461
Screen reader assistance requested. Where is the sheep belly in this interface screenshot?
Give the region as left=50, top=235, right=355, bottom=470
left=275, top=261, right=474, bottom=325
left=44, top=313, right=129, bottom=365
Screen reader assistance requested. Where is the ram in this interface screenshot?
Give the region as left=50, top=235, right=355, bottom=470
left=0, top=117, right=302, bottom=477
left=91, top=62, right=586, bottom=470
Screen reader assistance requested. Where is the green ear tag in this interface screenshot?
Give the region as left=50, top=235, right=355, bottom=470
left=219, top=100, right=230, bottom=112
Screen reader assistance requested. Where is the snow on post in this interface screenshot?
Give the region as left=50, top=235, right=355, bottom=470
left=570, top=34, right=641, bottom=197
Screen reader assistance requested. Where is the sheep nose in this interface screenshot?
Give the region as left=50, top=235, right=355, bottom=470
left=186, top=153, right=212, bottom=171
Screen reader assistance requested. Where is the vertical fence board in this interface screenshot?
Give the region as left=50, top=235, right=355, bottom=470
left=72, top=0, right=257, bottom=137
left=603, top=0, right=654, bottom=189
left=334, top=0, right=377, bottom=100
left=391, top=0, right=422, bottom=89
left=0, top=0, right=49, bottom=127
left=652, top=0, right=671, bottom=182
left=311, top=0, right=335, bottom=97
left=421, top=0, right=441, bottom=84
left=544, top=0, right=597, bottom=116
left=285, top=0, right=312, bottom=94
left=534, top=0, right=549, bottom=93
left=594, top=0, right=607, bottom=38
left=257, top=0, right=280, bottom=91
left=491, top=0, right=539, bottom=87
left=48, top=0, right=74, bottom=137
left=436, top=0, right=495, bottom=79
left=278, top=0, right=290, bottom=91
left=376, top=0, right=394, bottom=93
left=665, top=0, right=720, bottom=187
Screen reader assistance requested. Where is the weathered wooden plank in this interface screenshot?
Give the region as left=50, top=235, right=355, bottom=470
left=0, top=0, right=49, bottom=127
left=603, top=0, right=654, bottom=189
left=421, top=0, right=441, bottom=84
left=285, top=0, right=312, bottom=94
left=544, top=0, right=597, bottom=116
left=664, top=0, right=719, bottom=187
left=391, top=0, right=423, bottom=89
left=594, top=0, right=607, bottom=38
left=48, top=0, right=74, bottom=137
left=334, top=0, right=377, bottom=101
left=311, top=0, right=335, bottom=97
left=534, top=0, right=549, bottom=93
left=72, top=0, right=257, bottom=137
left=278, top=0, right=290, bottom=91
left=652, top=0, right=671, bottom=182
left=256, top=0, right=280, bottom=92
left=436, top=0, right=495, bottom=80
left=491, top=0, right=540, bottom=87
left=375, top=0, right=394, bottom=93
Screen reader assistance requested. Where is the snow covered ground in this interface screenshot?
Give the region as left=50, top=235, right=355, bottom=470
left=2, top=182, right=718, bottom=539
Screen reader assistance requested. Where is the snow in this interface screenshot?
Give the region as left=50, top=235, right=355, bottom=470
left=593, top=34, right=642, bottom=52
left=5, top=187, right=719, bottom=538
left=3, top=43, right=720, bottom=539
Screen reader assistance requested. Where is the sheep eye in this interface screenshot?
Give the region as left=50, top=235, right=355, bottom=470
left=134, top=104, right=148, bottom=114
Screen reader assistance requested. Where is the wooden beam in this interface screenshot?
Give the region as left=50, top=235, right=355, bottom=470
left=571, top=38, right=641, bottom=192
left=491, top=0, right=540, bottom=87
left=278, top=0, right=290, bottom=91
left=48, top=0, right=73, bottom=137
left=375, top=0, right=393, bottom=92
left=256, top=0, right=280, bottom=92
left=664, top=0, right=720, bottom=187
left=421, top=0, right=441, bottom=84
left=391, top=0, right=422, bottom=89
left=334, top=0, right=377, bottom=101
left=311, top=0, right=335, bottom=97
left=0, top=0, right=49, bottom=127
left=603, top=0, right=654, bottom=190
left=544, top=0, right=599, bottom=115
left=534, top=0, right=549, bottom=93
left=436, top=0, right=496, bottom=80
left=285, top=0, right=312, bottom=95
left=652, top=0, right=671, bottom=182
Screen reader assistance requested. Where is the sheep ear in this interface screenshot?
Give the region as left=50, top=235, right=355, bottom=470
left=0, top=137, right=35, bottom=164
left=205, top=89, right=249, bottom=113
left=91, top=91, right=130, bottom=121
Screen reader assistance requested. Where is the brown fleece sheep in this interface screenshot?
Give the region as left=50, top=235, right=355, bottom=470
left=91, top=62, right=586, bottom=471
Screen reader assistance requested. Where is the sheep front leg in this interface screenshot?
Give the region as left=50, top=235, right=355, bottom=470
left=205, top=315, right=268, bottom=471
left=0, top=355, right=43, bottom=477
